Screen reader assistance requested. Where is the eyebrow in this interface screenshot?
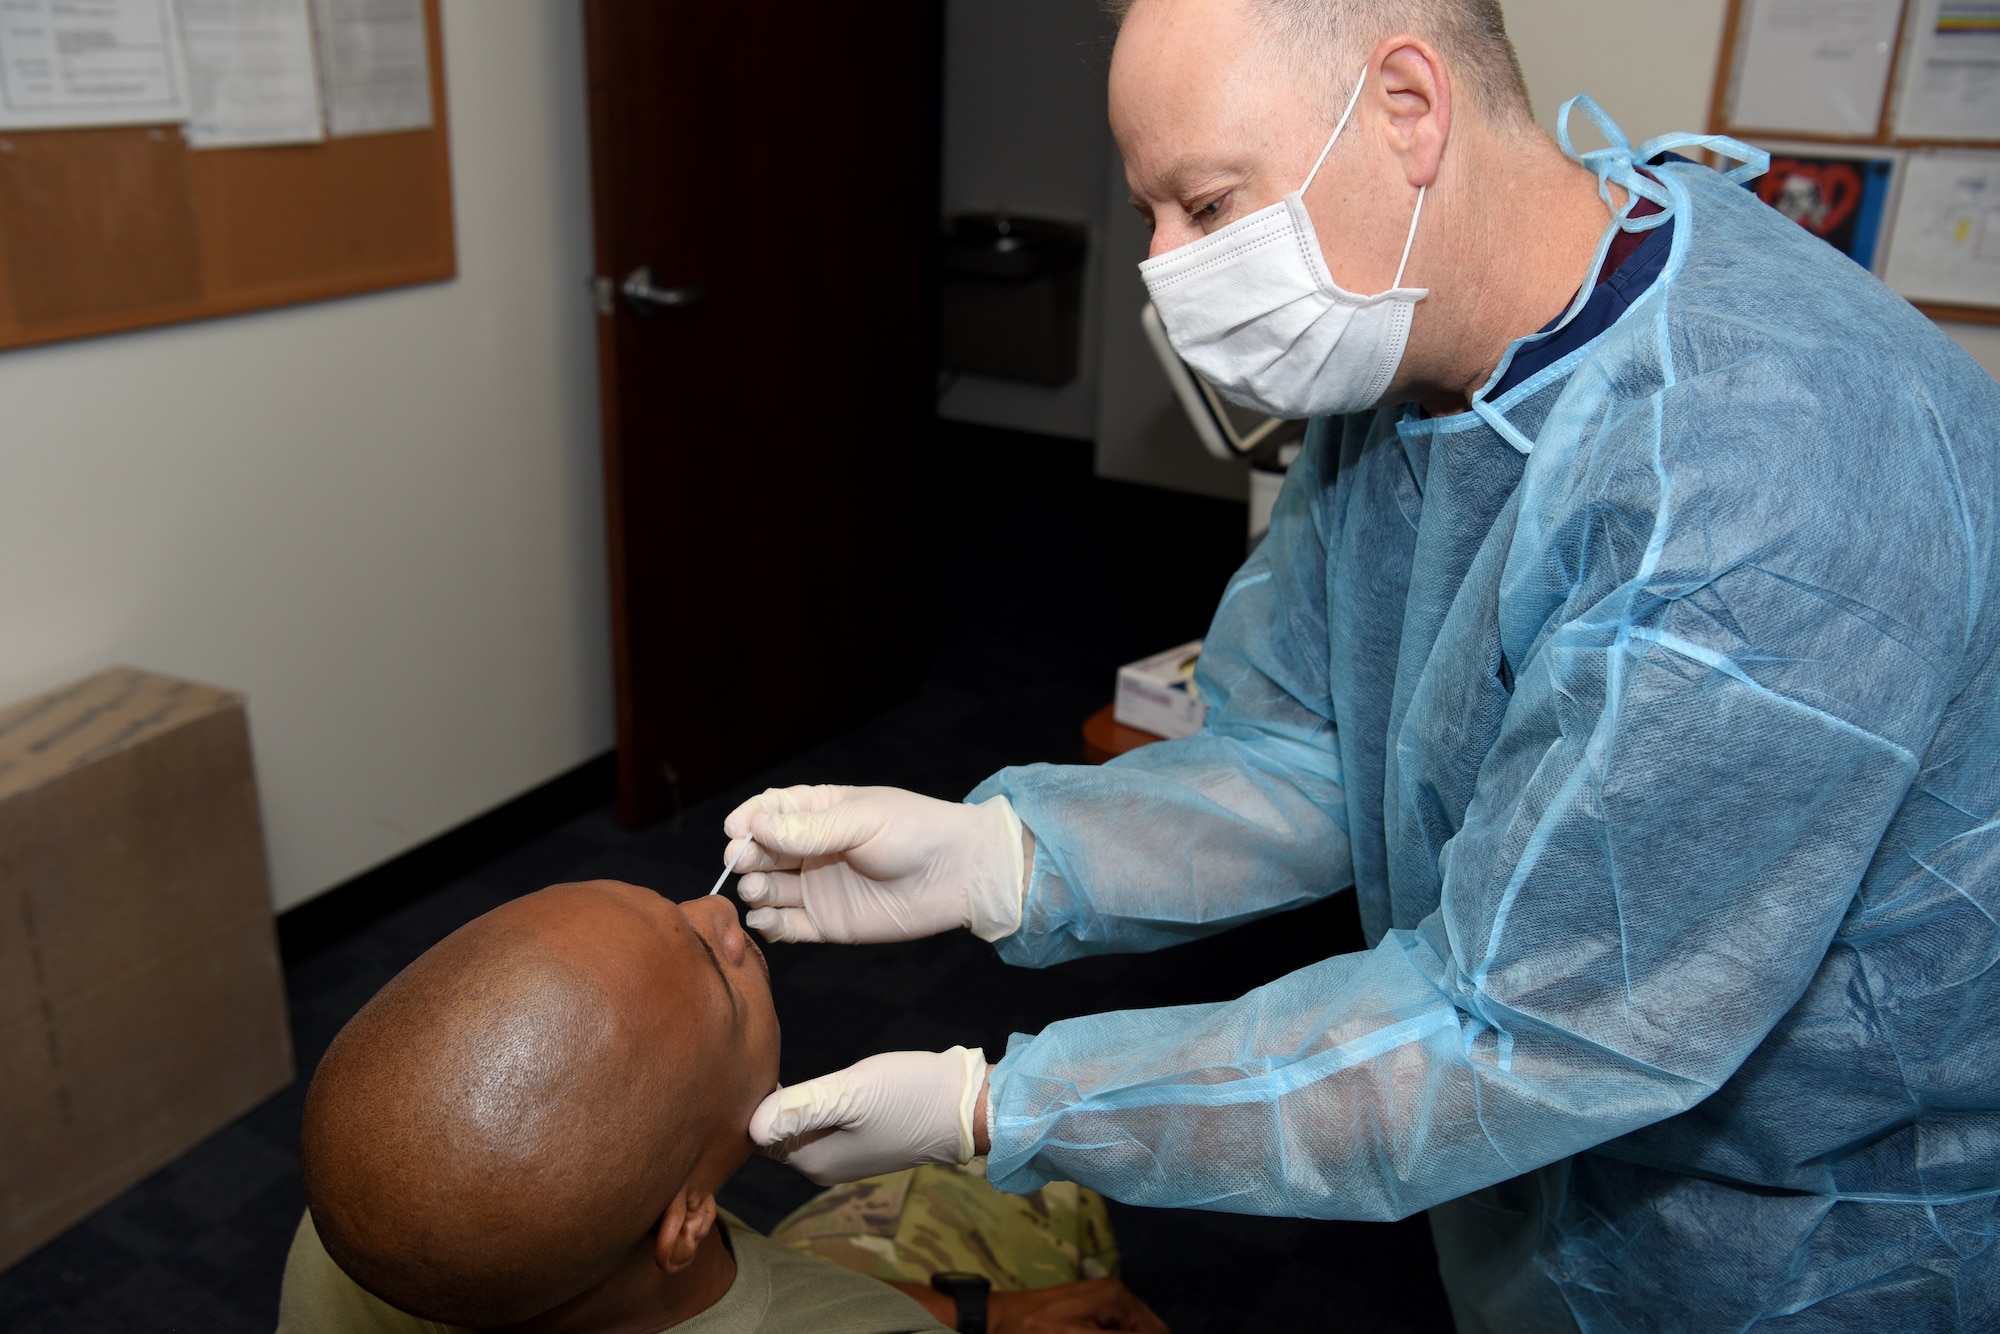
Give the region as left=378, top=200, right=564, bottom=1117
left=692, top=928, right=738, bottom=1022
left=1151, top=157, right=1255, bottom=215
left=1153, top=160, right=1216, bottom=206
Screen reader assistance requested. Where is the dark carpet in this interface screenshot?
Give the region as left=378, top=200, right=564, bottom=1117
left=0, top=424, right=1456, bottom=1333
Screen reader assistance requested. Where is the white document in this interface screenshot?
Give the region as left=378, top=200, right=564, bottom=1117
left=1882, top=150, right=2000, bottom=306
left=1894, top=0, right=2000, bottom=140
left=0, top=0, right=192, bottom=129
left=1730, top=0, right=1906, bottom=137
left=178, top=0, right=321, bottom=147
left=313, top=0, right=430, bottom=137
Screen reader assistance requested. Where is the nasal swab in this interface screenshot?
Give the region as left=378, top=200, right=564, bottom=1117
left=708, top=838, right=752, bottom=896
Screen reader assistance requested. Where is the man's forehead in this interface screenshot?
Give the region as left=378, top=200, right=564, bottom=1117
left=1130, top=149, right=1258, bottom=205
left=501, top=884, right=692, bottom=978
left=504, top=881, right=623, bottom=931
left=1111, top=1, right=1317, bottom=193
left=1110, top=0, right=1283, bottom=101
left=1116, top=78, right=1280, bottom=198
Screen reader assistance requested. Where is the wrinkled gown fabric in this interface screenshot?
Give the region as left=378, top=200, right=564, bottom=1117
left=969, top=153, right=2000, bottom=1330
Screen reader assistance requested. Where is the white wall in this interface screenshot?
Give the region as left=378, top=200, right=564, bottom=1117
left=0, top=0, right=611, bottom=912
left=1507, top=0, right=1731, bottom=142
left=936, top=0, right=1118, bottom=443
left=1938, top=321, right=2000, bottom=379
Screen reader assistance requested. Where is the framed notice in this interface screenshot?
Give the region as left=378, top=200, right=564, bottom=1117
left=1892, top=0, right=2000, bottom=140
left=0, top=0, right=192, bottom=130
left=1881, top=150, right=2000, bottom=317
left=1716, top=0, right=1907, bottom=140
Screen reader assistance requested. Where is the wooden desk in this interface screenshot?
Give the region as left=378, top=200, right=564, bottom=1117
left=1082, top=704, right=1166, bottom=765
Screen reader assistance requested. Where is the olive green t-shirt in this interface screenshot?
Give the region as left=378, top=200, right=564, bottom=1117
left=276, top=1209, right=948, bottom=1334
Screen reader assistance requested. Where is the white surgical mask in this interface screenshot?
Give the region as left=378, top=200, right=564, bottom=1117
left=1139, top=73, right=1429, bottom=419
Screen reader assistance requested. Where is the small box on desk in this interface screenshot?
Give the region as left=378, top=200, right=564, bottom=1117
left=1114, top=641, right=1207, bottom=741
left=0, top=668, right=293, bottom=1272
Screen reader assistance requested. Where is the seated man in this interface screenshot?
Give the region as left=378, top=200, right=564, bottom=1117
left=283, top=880, right=1165, bottom=1333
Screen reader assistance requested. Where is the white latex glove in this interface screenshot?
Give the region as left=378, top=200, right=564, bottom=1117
left=724, top=786, right=1026, bottom=944
left=749, top=1047, right=988, bottom=1186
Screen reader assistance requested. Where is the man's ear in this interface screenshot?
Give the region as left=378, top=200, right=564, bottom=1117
left=1373, top=36, right=1452, bottom=189
left=653, top=1186, right=719, bottom=1275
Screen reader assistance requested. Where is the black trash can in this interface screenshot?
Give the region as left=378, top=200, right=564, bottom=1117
left=939, top=214, right=1088, bottom=385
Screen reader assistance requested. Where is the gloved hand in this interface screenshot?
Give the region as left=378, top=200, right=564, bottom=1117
left=724, top=786, right=1027, bottom=944
left=749, top=1047, right=989, bottom=1186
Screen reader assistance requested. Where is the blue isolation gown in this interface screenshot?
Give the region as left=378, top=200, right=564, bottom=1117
left=968, top=139, right=2000, bottom=1329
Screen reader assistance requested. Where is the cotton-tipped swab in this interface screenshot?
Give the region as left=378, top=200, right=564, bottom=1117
left=709, top=838, right=751, bottom=895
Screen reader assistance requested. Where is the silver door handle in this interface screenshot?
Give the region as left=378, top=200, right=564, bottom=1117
left=620, top=266, right=703, bottom=315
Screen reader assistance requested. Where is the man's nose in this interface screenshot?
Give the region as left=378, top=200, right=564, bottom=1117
left=1149, top=222, right=1196, bottom=259
left=684, top=893, right=748, bottom=963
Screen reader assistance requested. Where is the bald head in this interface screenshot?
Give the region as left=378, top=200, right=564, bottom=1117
left=1107, top=0, right=1532, bottom=129
left=301, top=883, right=780, bottom=1327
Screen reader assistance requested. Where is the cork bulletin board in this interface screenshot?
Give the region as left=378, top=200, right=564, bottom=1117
left=0, top=0, right=454, bottom=353
left=1709, top=0, right=2000, bottom=326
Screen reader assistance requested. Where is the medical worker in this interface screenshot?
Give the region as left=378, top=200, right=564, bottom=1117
left=729, top=1, right=2000, bottom=1329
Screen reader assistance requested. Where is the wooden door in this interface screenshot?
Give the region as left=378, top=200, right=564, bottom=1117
left=582, top=1, right=940, bottom=826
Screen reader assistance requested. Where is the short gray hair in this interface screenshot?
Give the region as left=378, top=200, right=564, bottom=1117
left=1106, top=0, right=1534, bottom=129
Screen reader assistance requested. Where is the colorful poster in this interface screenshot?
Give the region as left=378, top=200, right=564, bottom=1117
left=1753, top=150, right=1900, bottom=270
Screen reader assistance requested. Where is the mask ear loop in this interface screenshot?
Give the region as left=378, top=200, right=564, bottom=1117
left=1392, top=187, right=1428, bottom=290
left=1302, top=68, right=1431, bottom=294
left=1299, top=69, right=1371, bottom=195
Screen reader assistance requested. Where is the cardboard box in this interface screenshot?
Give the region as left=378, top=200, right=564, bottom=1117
left=0, top=668, right=293, bottom=1272
left=1114, top=641, right=1207, bottom=740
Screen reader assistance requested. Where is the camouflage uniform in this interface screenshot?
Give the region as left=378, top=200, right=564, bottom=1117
left=769, top=1159, right=1120, bottom=1291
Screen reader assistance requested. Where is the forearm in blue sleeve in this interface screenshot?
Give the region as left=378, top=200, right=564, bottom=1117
left=968, top=436, right=1352, bottom=967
